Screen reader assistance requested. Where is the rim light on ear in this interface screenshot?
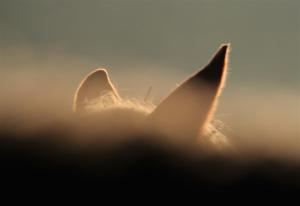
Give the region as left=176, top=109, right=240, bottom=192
left=148, top=44, right=230, bottom=140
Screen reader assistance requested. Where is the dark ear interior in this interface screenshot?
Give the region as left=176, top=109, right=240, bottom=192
left=73, top=68, right=120, bottom=112
left=149, top=44, right=230, bottom=140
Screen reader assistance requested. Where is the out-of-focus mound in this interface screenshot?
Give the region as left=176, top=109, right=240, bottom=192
left=0, top=105, right=299, bottom=191
left=82, top=93, right=230, bottom=149
left=0, top=96, right=227, bottom=151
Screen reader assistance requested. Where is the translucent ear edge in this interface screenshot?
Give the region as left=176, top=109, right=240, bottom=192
left=73, top=68, right=120, bottom=113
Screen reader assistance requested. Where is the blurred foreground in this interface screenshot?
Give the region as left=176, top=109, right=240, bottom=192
left=0, top=101, right=299, bottom=192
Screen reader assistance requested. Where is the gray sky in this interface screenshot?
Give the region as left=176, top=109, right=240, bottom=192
left=0, top=0, right=299, bottom=100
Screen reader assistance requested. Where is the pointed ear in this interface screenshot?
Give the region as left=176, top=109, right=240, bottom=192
left=149, top=44, right=230, bottom=140
left=73, top=68, right=120, bottom=112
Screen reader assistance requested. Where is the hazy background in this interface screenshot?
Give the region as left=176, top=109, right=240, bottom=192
left=0, top=0, right=299, bottom=159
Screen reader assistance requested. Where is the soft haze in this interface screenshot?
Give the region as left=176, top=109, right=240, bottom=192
left=0, top=0, right=299, bottom=158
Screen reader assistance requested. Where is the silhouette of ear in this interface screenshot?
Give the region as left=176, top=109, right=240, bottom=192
left=73, top=68, right=120, bottom=112
left=149, top=44, right=230, bottom=140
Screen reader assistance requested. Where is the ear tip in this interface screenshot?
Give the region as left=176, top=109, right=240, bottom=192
left=210, top=43, right=230, bottom=65
left=94, top=68, right=109, bottom=75
left=87, top=68, right=110, bottom=79
left=219, top=43, right=231, bottom=54
left=220, top=42, right=231, bottom=47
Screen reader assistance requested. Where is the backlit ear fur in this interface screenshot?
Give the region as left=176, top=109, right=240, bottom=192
left=73, top=68, right=120, bottom=113
left=149, top=44, right=230, bottom=140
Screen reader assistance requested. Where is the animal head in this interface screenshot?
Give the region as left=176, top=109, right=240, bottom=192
left=73, top=44, right=230, bottom=147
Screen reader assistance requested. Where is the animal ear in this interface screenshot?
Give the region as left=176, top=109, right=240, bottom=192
left=149, top=44, right=230, bottom=140
left=73, top=68, right=120, bottom=112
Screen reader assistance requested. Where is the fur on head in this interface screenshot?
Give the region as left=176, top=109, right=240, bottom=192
left=73, top=44, right=230, bottom=148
